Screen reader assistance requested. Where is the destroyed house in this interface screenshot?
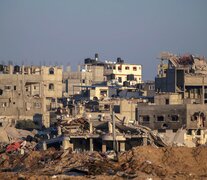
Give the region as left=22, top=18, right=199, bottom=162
left=155, top=52, right=207, bottom=104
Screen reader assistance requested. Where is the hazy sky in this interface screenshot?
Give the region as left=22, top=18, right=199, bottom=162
left=0, top=0, right=206, bottom=80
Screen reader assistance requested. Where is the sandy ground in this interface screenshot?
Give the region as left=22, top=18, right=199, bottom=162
left=1, top=146, right=207, bottom=179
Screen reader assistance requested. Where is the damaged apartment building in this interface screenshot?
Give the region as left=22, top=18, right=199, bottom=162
left=0, top=64, right=62, bottom=127
left=137, top=52, right=207, bottom=146
left=63, top=54, right=142, bottom=97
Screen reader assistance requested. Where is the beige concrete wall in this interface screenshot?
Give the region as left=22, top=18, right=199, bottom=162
left=154, top=93, right=183, bottom=105
left=65, top=71, right=93, bottom=95
left=120, top=99, right=137, bottom=122
left=89, top=86, right=108, bottom=100
left=87, top=66, right=104, bottom=83
left=0, top=65, right=63, bottom=127
left=105, top=64, right=142, bottom=84
left=185, top=76, right=207, bottom=86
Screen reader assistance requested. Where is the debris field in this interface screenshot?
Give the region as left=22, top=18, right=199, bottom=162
left=1, top=145, right=207, bottom=179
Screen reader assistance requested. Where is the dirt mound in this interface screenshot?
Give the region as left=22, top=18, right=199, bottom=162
left=119, top=146, right=207, bottom=178
left=1, top=146, right=207, bottom=179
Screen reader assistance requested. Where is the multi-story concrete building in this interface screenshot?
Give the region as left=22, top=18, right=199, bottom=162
left=0, top=64, right=62, bottom=127
left=104, top=58, right=142, bottom=86
left=82, top=53, right=105, bottom=84
left=136, top=81, right=155, bottom=97
left=155, top=52, right=207, bottom=104
left=63, top=69, right=93, bottom=96
left=136, top=52, right=207, bottom=146
left=64, top=54, right=142, bottom=96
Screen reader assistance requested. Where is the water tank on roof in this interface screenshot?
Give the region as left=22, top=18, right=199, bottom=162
left=117, top=57, right=121, bottom=63
left=95, top=53, right=99, bottom=61
left=85, top=58, right=92, bottom=64
left=117, top=57, right=124, bottom=64
left=14, top=65, right=20, bottom=73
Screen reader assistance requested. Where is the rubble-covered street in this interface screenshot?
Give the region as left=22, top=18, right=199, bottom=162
left=1, top=145, right=207, bottom=179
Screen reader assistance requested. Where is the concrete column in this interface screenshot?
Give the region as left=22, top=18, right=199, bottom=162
left=43, top=141, right=47, bottom=150
left=102, top=141, right=107, bottom=152
left=90, top=138, right=94, bottom=152
left=58, top=126, right=62, bottom=136
left=119, top=141, right=125, bottom=152
left=143, top=137, right=147, bottom=146
left=108, top=121, right=113, bottom=134
left=9, top=65, right=13, bottom=74
left=116, top=141, right=119, bottom=152
left=89, top=122, right=93, bottom=133
left=28, top=67, right=31, bottom=74
left=22, top=65, right=24, bottom=74
left=62, top=137, right=73, bottom=150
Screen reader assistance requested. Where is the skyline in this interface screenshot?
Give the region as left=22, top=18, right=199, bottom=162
left=0, top=0, right=207, bottom=80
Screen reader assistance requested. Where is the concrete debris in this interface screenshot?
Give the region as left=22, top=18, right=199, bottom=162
left=0, top=126, right=35, bottom=143
left=0, top=146, right=207, bottom=179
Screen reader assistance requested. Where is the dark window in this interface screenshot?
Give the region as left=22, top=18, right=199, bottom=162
left=34, top=86, right=36, bottom=90
left=162, top=123, right=168, bottom=129
left=197, top=129, right=201, bottom=135
left=158, top=129, right=166, bottom=133
left=186, top=129, right=192, bottom=135
left=133, top=67, right=137, bottom=71
left=165, top=99, right=169, bottom=104
left=171, top=115, right=179, bottom=121
left=125, top=66, right=129, bottom=70
left=49, top=68, right=54, bottom=74
left=157, top=116, right=164, bottom=121
left=142, top=115, right=150, bottom=122
left=118, top=77, right=122, bottom=83
left=5, top=86, right=11, bottom=90
left=114, top=105, right=120, bottom=113
left=49, top=83, right=54, bottom=90
left=82, top=79, right=85, bottom=83
left=104, top=104, right=110, bottom=110
left=14, top=86, right=16, bottom=90
left=100, top=90, right=107, bottom=96
left=118, top=66, right=122, bottom=71
left=0, top=89, right=3, bottom=95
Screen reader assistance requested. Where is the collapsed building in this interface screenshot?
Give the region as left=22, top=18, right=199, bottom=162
left=2, top=51, right=207, bottom=151
left=137, top=52, right=207, bottom=146
left=0, top=64, right=62, bottom=127
left=155, top=52, right=207, bottom=104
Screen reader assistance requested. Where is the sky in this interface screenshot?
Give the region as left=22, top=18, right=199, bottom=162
left=0, top=0, right=207, bottom=80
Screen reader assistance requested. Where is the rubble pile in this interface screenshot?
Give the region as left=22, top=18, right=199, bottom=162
left=0, top=126, right=35, bottom=143
left=58, top=118, right=90, bottom=135
left=1, top=146, right=207, bottom=179
left=119, top=146, right=207, bottom=179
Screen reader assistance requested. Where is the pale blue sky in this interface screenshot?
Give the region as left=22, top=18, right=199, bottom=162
left=0, top=0, right=207, bottom=80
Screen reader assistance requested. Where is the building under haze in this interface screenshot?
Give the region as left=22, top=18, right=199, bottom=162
left=63, top=54, right=142, bottom=96
left=0, top=64, right=62, bottom=127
